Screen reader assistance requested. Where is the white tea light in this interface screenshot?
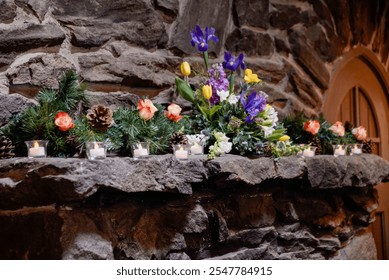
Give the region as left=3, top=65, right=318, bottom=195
left=132, top=142, right=149, bottom=159
left=302, top=146, right=316, bottom=157
left=333, top=144, right=346, bottom=157
left=190, top=142, right=204, bottom=155
left=86, top=142, right=107, bottom=160
left=25, top=140, right=48, bottom=158
left=350, top=144, right=363, bottom=155
left=173, top=144, right=189, bottom=160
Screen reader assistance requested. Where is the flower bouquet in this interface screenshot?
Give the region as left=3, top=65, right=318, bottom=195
left=175, top=25, right=294, bottom=159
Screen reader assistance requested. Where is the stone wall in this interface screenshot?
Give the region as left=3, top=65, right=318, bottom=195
left=0, top=154, right=388, bottom=259
left=1, top=0, right=389, bottom=127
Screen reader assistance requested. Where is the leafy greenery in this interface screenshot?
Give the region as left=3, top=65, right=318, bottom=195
left=112, top=104, right=190, bottom=155
left=2, top=70, right=87, bottom=156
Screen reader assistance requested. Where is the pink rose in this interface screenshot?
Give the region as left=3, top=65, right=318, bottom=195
left=54, top=112, right=74, bottom=132
left=303, top=120, right=320, bottom=135
left=329, top=121, right=345, bottom=137
left=164, top=103, right=183, bottom=122
left=138, top=99, right=158, bottom=121
left=352, top=126, right=367, bottom=141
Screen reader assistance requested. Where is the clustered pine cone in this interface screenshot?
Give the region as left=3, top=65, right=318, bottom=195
left=170, top=132, right=188, bottom=146
left=362, top=139, right=374, bottom=154
left=308, top=135, right=322, bottom=155
left=86, top=105, right=114, bottom=131
left=0, top=136, right=15, bottom=159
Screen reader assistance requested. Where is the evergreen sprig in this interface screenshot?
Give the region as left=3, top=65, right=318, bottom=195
left=1, top=70, right=87, bottom=157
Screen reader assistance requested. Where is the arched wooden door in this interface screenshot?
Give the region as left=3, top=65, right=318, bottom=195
left=323, top=47, right=389, bottom=259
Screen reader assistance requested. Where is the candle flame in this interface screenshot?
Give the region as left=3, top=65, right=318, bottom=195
left=94, top=142, right=99, bottom=149
left=33, top=141, right=39, bottom=148
left=180, top=147, right=184, bottom=151
left=138, top=143, right=142, bottom=149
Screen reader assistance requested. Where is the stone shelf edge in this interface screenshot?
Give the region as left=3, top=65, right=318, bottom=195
left=0, top=154, right=388, bottom=210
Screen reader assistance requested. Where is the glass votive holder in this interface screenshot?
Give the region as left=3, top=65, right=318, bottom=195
left=189, top=142, right=204, bottom=155
left=333, top=144, right=347, bottom=157
left=350, top=143, right=363, bottom=155
left=86, top=142, right=107, bottom=160
left=173, top=144, right=189, bottom=160
left=25, top=140, right=49, bottom=158
left=302, top=146, right=317, bottom=157
left=131, top=142, right=149, bottom=159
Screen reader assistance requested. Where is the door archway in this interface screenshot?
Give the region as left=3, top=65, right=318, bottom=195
left=323, top=47, right=389, bottom=259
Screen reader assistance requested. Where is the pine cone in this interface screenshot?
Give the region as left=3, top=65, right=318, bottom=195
left=65, top=135, right=83, bottom=156
left=308, top=135, right=322, bottom=155
left=86, top=105, right=114, bottom=131
left=262, top=142, right=272, bottom=157
left=170, top=132, right=188, bottom=146
left=0, top=136, right=15, bottom=159
left=228, top=116, right=242, bottom=129
left=344, top=121, right=354, bottom=133
left=362, top=139, right=374, bottom=154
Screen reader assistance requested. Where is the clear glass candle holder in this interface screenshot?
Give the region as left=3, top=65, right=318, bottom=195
left=25, top=140, right=49, bottom=158
left=86, top=142, right=107, bottom=160
left=302, top=146, right=317, bottom=157
left=189, top=142, right=204, bottom=155
left=131, top=142, right=149, bottom=159
left=333, top=144, right=347, bottom=157
left=173, top=144, right=189, bottom=160
left=350, top=143, right=363, bottom=155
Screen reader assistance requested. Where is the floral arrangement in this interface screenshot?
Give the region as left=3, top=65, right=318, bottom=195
left=176, top=25, right=293, bottom=159
left=1, top=71, right=189, bottom=157
left=284, top=114, right=372, bottom=155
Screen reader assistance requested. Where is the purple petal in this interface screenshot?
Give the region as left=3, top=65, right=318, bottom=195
left=195, top=25, right=203, bottom=38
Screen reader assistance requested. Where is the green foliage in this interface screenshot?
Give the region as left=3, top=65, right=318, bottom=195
left=1, top=70, right=87, bottom=157
left=112, top=104, right=190, bottom=155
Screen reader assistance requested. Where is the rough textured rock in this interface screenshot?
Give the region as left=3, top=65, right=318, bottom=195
left=0, top=93, right=37, bottom=127
left=331, top=232, right=377, bottom=260
left=0, top=23, right=65, bottom=53
left=234, top=0, right=269, bottom=29
left=0, top=0, right=17, bottom=24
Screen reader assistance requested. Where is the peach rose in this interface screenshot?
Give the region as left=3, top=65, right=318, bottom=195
left=352, top=126, right=367, bottom=141
left=303, top=120, right=320, bottom=135
left=329, top=121, right=345, bottom=137
left=164, top=103, right=183, bottom=122
left=54, top=112, right=74, bottom=132
left=138, top=99, right=158, bottom=121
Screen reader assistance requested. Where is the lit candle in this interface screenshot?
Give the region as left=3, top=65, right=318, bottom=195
left=351, top=144, right=362, bottom=155
left=28, top=141, right=45, bottom=158
left=190, top=142, right=203, bottom=155
left=89, top=142, right=106, bottom=159
left=302, top=149, right=315, bottom=157
left=334, top=145, right=346, bottom=156
left=133, top=143, right=148, bottom=158
left=175, top=147, right=188, bottom=160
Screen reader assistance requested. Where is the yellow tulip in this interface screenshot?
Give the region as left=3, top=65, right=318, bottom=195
left=180, top=61, right=191, bottom=76
left=202, top=85, right=212, bottom=100
left=244, top=68, right=261, bottom=84
left=279, top=135, right=290, bottom=142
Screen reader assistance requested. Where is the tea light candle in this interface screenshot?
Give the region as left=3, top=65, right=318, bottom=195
left=334, top=145, right=346, bottom=156
left=175, top=147, right=188, bottom=160
left=351, top=144, right=362, bottom=155
left=133, top=143, right=148, bottom=158
left=302, top=149, right=315, bottom=157
left=89, top=143, right=105, bottom=158
left=29, top=141, right=45, bottom=157
left=190, top=142, right=203, bottom=155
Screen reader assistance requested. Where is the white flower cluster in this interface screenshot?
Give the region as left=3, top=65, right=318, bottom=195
left=217, top=90, right=239, bottom=105
left=186, top=133, right=209, bottom=145
left=259, top=105, right=279, bottom=138
left=209, top=131, right=232, bottom=158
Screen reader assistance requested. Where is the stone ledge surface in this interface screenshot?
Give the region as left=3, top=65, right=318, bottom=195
left=0, top=154, right=388, bottom=209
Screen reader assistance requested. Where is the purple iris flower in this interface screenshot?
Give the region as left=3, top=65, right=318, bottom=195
left=190, top=25, right=219, bottom=52
left=240, top=92, right=266, bottom=124
left=206, top=64, right=229, bottom=104
left=222, top=51, right=245, bottom=71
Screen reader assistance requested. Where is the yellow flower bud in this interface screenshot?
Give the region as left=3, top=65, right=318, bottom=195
left=180, top=61, right=191, bottom=76
left=279, top=135, right=290, bottom=142
left=202, top=85, right=212, bottom=100
left=244, top=68, right=261, bottom=84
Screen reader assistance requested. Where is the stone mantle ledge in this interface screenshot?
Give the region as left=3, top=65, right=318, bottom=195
left=0, top=154, right=388, bottom=209
left=1, top=154, right=389, bottom=260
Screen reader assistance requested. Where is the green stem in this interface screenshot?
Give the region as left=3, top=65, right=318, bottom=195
left=229, top=72, right=235, bottom=95
left=203, top=51, right=209, bottom=70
